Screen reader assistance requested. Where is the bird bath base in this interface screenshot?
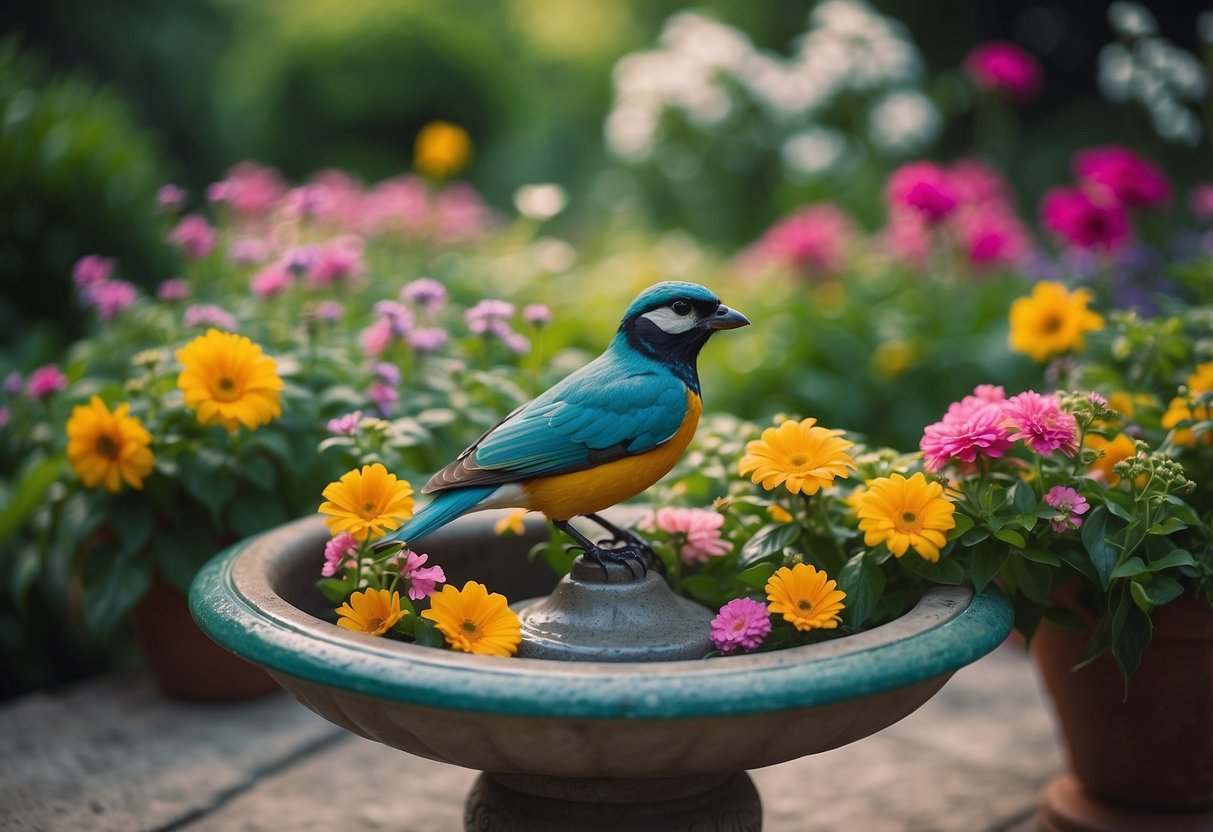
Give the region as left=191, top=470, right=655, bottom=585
left=190, top=512, right=1013, bottom=832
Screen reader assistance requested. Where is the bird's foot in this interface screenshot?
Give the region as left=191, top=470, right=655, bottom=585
left=585, top=544, right=650, bottom=580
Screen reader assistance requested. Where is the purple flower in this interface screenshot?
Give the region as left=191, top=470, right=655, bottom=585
left=522, top=304, right=552, bottom=328
left=4, top=372, right=23, bottom=396
left=1002, top=391, right=1079, bottom=457
left=72, top=255, right=114, bottom=288
left=322, top=532, right=358, bottom=578
left=1044, top=486, right=1090, bottom=534
left=488, top=321, right=531, bottom=355
left=326, top=411, right=363, bottom=436
left=87, top=280, right=138, bottom=319
left=157, top=184, right=187, bottom=212
left=168, top=214, right=218, bottom=260
left=396, top=550, right=446, bottom=600
left=400, top=278, right=448, bottom=312
left=367, top=380, right=398, bottom=415
left=26, top=365, right=68, bottom=401
left=184, top=303, right=238, bottom=331
left=710, top=598, right=772, bottom=655
left=280, top=245, right=318, bottom=276
left=465, top=299, right=515, bottom=334
left=373, top=301, right=415, bottom=336
left=314, top=300, right=344, bottom=323
left=407, top=327, right=450, bottom=354
left=157, top=279, right=189, bottom=301
left=374, top=362, right=402, bottom=387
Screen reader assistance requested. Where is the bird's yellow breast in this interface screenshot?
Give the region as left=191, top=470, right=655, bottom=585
left=521, top=390, right=702, bottom=521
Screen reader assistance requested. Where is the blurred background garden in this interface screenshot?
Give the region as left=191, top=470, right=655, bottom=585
left=1, top=0, right=1210, bottom=698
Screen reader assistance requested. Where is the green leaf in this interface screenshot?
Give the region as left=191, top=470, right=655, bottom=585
left=412, top=616, right=445, bottom=647
left=1110, top=557, right=1148, bottom=579
left=153, top=532, right=221, bottom=594
left=1080, top=507, right=1118, bottom=589
left=1130, top=575, right=1184, bottom=610
left=741, top=523, right=801, bottom=565
left=1011, top=480, right=1038, bottom=514
left=316, top=578, right=353, bottom=604
left=227, top=491, right=290, bottom=539
left=1102, top=490, right=1138, bottom=523
left=110, top=496, right=154, bottom=556
left=897, top=553, right=965, bottom=585
left=838, top=552, right=885, bottom=629
left=680, top=575, right=727, bottom=608
left=1112, top=601, right=1152, bottom=681
left=80, top=541, right=153, bottom=636
left=242, top=456, right=277, bottom=492
left=993, top=529, right=1026, bottom=548
left=948, top=513, right=974, bottom=540
left=960, top=526, right=991, bottom=546
left=1019, top=547, right=1062, bottom=567
left=1147, top=516, right=1187, bottom=536
left=737, top=562, right=777, bottom=590
left=0, top=455, right=64, bottom=542
left=1143, top=550, right=1196, bottom=572
left=969, top=542, right=1010, bottom=594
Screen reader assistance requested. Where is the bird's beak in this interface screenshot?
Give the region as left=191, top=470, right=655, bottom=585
left=705, top=304, right=750, bottom=330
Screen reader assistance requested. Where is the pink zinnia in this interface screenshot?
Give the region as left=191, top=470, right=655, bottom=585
left=1002, top=391, right=1079, bottom=457
left=958, top=208, right=1030, bottom=269
left=1073, top=145, right=1170, bottom=209
left=157, top=279, right=189, bottom=301
left=184, top=303, right=237, bottom=331
left=322, top=532, right=358, bottom=578
left=964, top=42, right=1043, bottom=102
left=397, top=550, right=446, bottom=600
left=1041, top=187, right=1131, bottom=252
left=26, top=364, right=68, bottom=400
left=326, top=410, right=362, bottom=436
left=921, top=407, right=1012, bottom=472
left=653, top=507, right=732, bottom=564
left=887, top=162, right=959, bottom=222
left=743, top=204, right=854, bottom=275
left=87, top=280, right=138, bottom=319
left=710, top=598, right=772, bottom=655
left=1044, top=486, right=1090, bottom=534
left=168, top=214, right=218, bottom=260
left=72, top=254, right=114, bottom=288
left=250, top=265, right=292, bottom=299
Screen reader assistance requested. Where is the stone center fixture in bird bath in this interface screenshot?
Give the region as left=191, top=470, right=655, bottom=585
left=191, top=511, right=1013, bottom=831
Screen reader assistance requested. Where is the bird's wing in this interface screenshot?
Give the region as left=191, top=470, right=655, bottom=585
left=424, top=358, right=688, bottom=492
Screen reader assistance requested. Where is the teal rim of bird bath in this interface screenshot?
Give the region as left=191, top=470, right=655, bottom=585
left=190, top=515, right=1013, bottom=721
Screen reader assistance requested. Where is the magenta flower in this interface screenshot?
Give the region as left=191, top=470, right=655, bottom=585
left=250, top=265, right=292, bottom=299
left=958, top=208, right=1030, bottom=269
left=183, top=303, right=237, bottom=331
left=1044, top=486, right=1090, bottom=534
left=710, top=598, right=772, bottom=655
left=87, top=280, right=138, bottom=319
left=964, top=42, right=1043, bottom=102
left=326, top=410, right=363, bottom=436
left=400, top=278, right=448, bottom=312
left=322, top=532, right=358, bottom=578
left=72, top=255, right=114, bottom=288
left=168, top=214, right=218, bottom=260
left=157, top=279, right=189, bottom=301
left=920, top=397, right=1012, bottom=472
left=741, top=204, right=854, bottom=276
left=653, top=507, right=732, bottom=564
left=157, top=184, right=187, bottom=212
left=1073, top=145, right=1170, bottom=209
left=397, top=550, right=446, bottom=600
left=522, top=303, right=553, bottom=328
left=1002, top=391, right=1079, bottom=457
left=407, top=327, right=450, bottom=354
left=887, top=162, right=960, bottom=222
left=1041, top=187, right=1131, bottom=253
left=26, top=365, right=68, bottom=401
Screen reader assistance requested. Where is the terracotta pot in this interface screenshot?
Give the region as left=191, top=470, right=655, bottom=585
left=132, top=569, right=280, bottom=701
left=1033, top=594, right=1213, bottom=829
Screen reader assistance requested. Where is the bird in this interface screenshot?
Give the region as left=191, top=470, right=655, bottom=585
left=372, top=281, right=749, bottom=570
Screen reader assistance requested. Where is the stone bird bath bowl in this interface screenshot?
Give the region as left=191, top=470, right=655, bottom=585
left=191, top=512, right=1012, bottom=830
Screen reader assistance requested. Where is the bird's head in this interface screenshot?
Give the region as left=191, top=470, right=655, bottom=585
left=616, top=282, right=749, bottom=382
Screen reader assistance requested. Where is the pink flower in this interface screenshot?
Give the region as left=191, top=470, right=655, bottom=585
left=407, top=327, right=450, bottom=354
left=710, top=598, right=771, bottom=655
left=488, top=322, right=530, bottom=356
left=367, top=380, right=398, bottom=415
left=1041, top=187, right=1131, bottom=252
left=359, top=318, right=395, bottom=358
left=72, top=255, right=114, bottom=288
left=741, top=204, right=854, bottom=275
left=87, top=280, right=138, bottom=319
left=229, top=237, right=272, bottom=265
left=374, top=301, right=415, bottom=337
left=314, top=300, right=344, bottom=323
left=0, top=406, right=9, bottom=430
left=1073, top=145, right=1170, bottom=209
left=958, top=208, right=1030, bottom=269
left=1190, top=184, right=1213, bottom=222
left=157, top=184, right=187, bottom=212
left=465, top=300, right=515, bottom=334
left=157, top=279, right=189, bottom=301
left=208, top=162, right=287, bottom=217
left=964, top=42, right=1043, bottom=102
left=653, top=507, right=732, bottom=564
left=435, top=182, right=491, bottom=240
left=184, top=303, right=237, bottom=331
left=168, top=214, right=218, bottom=260
left=250, top=265, right=293, bottom=299
left=883, top=210, right=932, bottom=265
left=920, top=393, right=1013, bottom=472
left=283, top=184, right=334, bottom=220
left=306, top=236, right=365, bottom=286
left=397, top=550, right=446, bottom=600
left=400, top=278, right=448, bottom=312
left=522, top=304, right=553, bottom=327
left=326, top=410, right=362, bottom=436
left=887, top=162, right=959, bottom=222
left=1002, top=391, right=1079, bottom=457
left=322, top=532, right=358, bottom=578
left=26, top=365, right=68, bottom=400
left=1044, top=486, right=1090, bottom=534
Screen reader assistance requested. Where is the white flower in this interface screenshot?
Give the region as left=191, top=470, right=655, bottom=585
left=782, top=128, right=848, bottom=176
left=867, top=90, right=941, bottom=156
left=514, top=184, right=568, bottom=222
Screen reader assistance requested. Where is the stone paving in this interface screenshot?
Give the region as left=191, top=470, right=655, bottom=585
left=0, top=644, right=1062, bottom=831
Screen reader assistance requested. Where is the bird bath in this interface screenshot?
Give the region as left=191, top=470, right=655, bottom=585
left=190, top=511, right=1012, bottom=831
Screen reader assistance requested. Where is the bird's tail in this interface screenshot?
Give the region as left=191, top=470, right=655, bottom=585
left=373, top=485, right=499, bottom=552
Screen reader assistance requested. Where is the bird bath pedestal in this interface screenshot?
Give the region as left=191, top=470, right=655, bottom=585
left=190, top=512, right=1012, bottom=831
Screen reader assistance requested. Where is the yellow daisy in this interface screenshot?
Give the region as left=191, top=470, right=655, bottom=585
left=176, top=329, right=283, bottom=432
left=765, top=563, right=846, bottom=631
left=66, top=396, right=156, bottom=492
left=857, top=472, right=956, bottom=563
left=335, top=588, right=408, bottom=636
left=1008, top=281, right=1104, bottom=363
left=1085, top=432, right=1139, bottom=487
left=319, top=463, right=415, bottom=542
left=738, top=418, right=856, bottom=496
left=1161, top=362, right=1213, bottom=447
left=422, top=581, right=521, bottom=657
left=414, top=120, right=471, bottom=179
left=494, top=508, right=529, bottom=537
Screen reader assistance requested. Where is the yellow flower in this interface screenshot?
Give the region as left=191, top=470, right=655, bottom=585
left=335, top=588, right=407, bottom=636
left=857, top=472, right=955, bottom=563
left=66, top=396, right=155, bottom=492
left=1008, top=281, right=1104, bottom=363
left=1085, top=432, right=1139, bottom=487
left=494, top=508, right=529, bottom=536
left=318, top=463, right=415, bottom=542
left=1161, top=362, right=1213, bottom=447
left=422, top=581, right=521, bottom=657
left=176, top=329, right=283, bottom=432
left=414, top=121, right=471, bottom=179
left=766, top=504, right=794, bottom=524
left=1105, top=390, right=1157, bottom=421
left=739, top=418, right=856, bottom=496
left=765, top=563, right=846, bottom=631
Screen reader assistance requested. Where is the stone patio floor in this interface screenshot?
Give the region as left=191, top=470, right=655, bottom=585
left=0, top=643, right=1062, bottom=831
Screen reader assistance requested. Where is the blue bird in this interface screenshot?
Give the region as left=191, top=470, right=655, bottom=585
left=373, top=281, right=749, bottom=568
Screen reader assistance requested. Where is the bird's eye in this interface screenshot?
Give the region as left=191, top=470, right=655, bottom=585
left=671, top=300, right=692, bottom=316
